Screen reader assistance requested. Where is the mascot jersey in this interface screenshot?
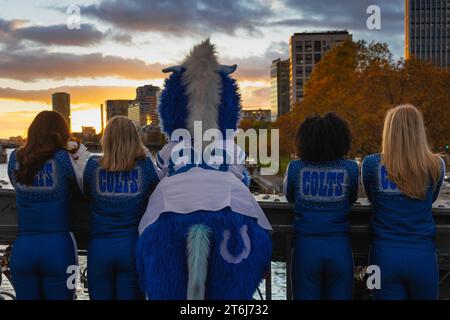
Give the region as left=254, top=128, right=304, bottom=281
left=83, top=155, right=159, bottom=300
left=362, top=153, right=445, bottom=300
left=283, top=159, right=358, bottom=300
left=7, top=145, right=88, bottom=300
left=136, top=39, right=272, bottom=300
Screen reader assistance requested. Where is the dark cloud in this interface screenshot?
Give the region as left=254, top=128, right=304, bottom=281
left=0, top=19, right=26, bottom=50
left=279, top=0, right=403, bottom=33
left=0, top=19, right=13, bottom=44
left=0, top=19, right=13, bottom=33
left=12, top=24, right=105, bottom=46
left=0, top=37, right=286, bottom=84
left=269, top=0, right=404, bottom=58
left=0, top=18, right=27, bottom=33
left=250, top=87, right=270, bottom=99
left=226, top=41, right=289, bottom=81
left=0, top=18, right=133, bottom=47
left=82, top=0, right=272, bottom=35
left=0, top=0, right=407, bottom=85
left=107, top=30, right=133, bottom=44
left=0, top=51, right=165, bottom=82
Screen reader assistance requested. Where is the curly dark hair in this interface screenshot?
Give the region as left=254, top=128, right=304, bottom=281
left=295, top=112, right=352, bottom=162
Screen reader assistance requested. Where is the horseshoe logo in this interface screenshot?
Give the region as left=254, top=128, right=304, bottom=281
left=220, top=225, right=251, bottom=264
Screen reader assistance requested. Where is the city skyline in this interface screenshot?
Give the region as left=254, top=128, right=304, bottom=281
left=0, top=0, right=406, bottom=138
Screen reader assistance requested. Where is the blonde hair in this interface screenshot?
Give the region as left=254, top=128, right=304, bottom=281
left=100, top=116, right=147, bottom=171
left=382, top=104, right=442, bottom=199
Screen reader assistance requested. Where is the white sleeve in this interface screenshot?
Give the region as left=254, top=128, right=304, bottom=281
left=144, top=153, right=161, bottom=182
left=282, top=162, right=290, bottom=196
left=67, top=142, right=91, bottom=192
left=228, top=164, right=245, bottom=181
left=225, top=141, right=247, bottom=180
left=156, top=142, right=177, bottom=180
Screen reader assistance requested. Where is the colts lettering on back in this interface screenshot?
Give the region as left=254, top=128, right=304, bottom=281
left=379, top=166, right=398, bottom=191
left=300, top=169, right=345, bottom=199
left=32, top=163, right=54, bottom=188
left=98, top=169, right=139, bottom=194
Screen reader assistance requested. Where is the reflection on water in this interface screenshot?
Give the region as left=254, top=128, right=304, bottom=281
left=0, top=149, right=13, bottom=189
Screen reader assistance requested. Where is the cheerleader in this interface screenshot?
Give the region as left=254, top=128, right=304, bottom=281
left=7, top=110, right=89, bottom=300
left=83, top=116, right=159, bottom=300
left=283, top=113, right=358, bottom=300
left=362, top=105, right=445, bottom=300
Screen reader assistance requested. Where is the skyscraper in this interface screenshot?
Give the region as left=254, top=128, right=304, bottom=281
left=135, top=85, right=160, bottom=127
left=100, top=104, right=105, bottom=133
left=128, top=102, right=141, bottom=127
left=106, top=100, right=133, bottom=120
left=52, top=92, right=71, bottom=130
left=405, top=0, right=450, bottom=68
left=289, top=31, right=352, bottom=105
left=270, top=58, right=290, bottom=121
left=241, top=108, right=271, bottom=122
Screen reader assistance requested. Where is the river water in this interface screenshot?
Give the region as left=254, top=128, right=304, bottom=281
left=0, top=149, right=287, bottom=300
left=0, top=149, right=13, bottom=189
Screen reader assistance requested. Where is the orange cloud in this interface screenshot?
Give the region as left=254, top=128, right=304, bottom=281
left=0, top=84, right=271, bottom=108
left=240, top=86, right=271, bottom=108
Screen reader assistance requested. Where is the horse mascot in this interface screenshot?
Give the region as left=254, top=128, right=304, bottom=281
left=136, top=39, right=272, bottom=300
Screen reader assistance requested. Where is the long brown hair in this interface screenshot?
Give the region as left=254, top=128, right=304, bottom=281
left=382, top=104, right=442, bottom=199
left=100, top=116, right=147, bottom=171
left=15, top=110, right=71, bottom=185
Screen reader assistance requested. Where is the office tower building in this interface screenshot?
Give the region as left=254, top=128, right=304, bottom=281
left=405, top=0, right=450, bottom=68
left=52, top=92, right=71, bottom=130
left=289, top=31, right=352, bottom=105
left=270, top=58, right=290, bottom=121
left=241, top=108, right=271, bottom=122
left=106, top=100, right=133, bottom=120
left=135, top=85, right=160, bottom=127
left=100, top=104, right=105, bottom=133
left=128, top=102, right=141, bottom=128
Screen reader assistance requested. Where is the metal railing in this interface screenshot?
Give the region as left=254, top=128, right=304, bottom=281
left=1, top=189, right=450, bottom=299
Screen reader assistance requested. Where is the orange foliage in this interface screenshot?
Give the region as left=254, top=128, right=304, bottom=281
left=274, top=40, right=450, bottom=157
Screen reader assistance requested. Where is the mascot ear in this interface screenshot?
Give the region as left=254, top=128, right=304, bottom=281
left=219, top=64, right=237, bottom=75
left=162, top=66, right=185, bottom=73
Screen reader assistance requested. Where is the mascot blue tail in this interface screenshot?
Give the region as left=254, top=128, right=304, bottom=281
left=186, top=224, right=211, bottom=300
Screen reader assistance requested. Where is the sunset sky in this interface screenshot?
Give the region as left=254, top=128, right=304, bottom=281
left=0, top=0, right=405, bottom=138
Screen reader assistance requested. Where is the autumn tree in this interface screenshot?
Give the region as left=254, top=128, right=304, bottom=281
left=274, top=40, right=450, bottom=158
left=398, top=58, right=450, bottom=151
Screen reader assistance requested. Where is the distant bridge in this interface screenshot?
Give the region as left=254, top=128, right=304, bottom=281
left=0, top=144, right=19, bottom=149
